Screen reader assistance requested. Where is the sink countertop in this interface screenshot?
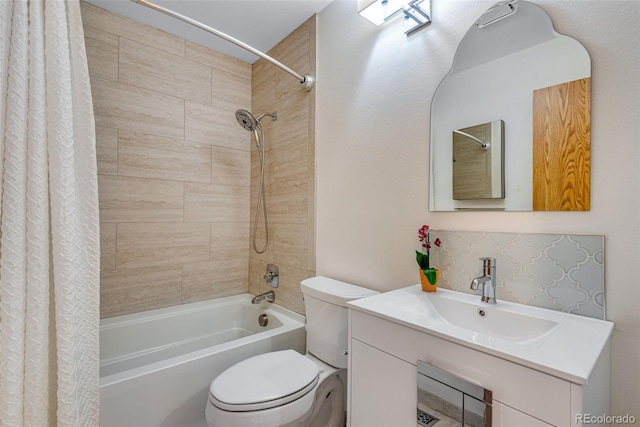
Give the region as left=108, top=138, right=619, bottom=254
left=347, top=285, right=614, bottom=384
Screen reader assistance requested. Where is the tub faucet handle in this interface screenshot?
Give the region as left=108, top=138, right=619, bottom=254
left=264, top=264, right=279, bottom=288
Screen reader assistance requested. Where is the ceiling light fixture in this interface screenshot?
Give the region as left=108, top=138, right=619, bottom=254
left=357, top=0, right=431, bottom=34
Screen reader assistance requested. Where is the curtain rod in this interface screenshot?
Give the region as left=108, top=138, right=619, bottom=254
left=130, top=0, right=315, bottom=91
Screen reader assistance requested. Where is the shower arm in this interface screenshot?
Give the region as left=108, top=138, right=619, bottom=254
left=130, top=0, right=315, bottom=91
left=453, top=129, right=490, bottom=150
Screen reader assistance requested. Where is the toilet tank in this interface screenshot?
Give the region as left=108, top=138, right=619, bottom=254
left=301, top=276, right=378, bottom=369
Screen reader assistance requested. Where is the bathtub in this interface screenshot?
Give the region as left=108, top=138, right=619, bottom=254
left=100, top=294, right=306, bottom=427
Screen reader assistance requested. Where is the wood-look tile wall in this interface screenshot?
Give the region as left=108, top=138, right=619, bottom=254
left=81, top=2, right=253, bottom=318
left=248, top=17, right=317, bottom=315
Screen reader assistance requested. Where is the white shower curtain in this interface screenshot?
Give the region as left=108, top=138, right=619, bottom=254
left=0, top=0, right=100, bottom=426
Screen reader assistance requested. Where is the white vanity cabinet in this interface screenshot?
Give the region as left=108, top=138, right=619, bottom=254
left=492, top=401, right=553, bottom=426
left=347, top=309, right=610, bottom=427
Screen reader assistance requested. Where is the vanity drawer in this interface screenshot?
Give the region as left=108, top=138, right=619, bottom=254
left=349, top=310, right=572, bottom=426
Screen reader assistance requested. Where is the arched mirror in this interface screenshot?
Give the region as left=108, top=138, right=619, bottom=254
left=429, top=0, right=591, bottom=211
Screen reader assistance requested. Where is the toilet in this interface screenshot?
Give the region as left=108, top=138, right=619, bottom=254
left=205, top=276, right=378, bottom=427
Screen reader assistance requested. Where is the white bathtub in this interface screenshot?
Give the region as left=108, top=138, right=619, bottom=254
left=100, top=294, right=306, bottom=427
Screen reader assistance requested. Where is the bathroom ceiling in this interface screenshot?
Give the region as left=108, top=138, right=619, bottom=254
left=84, top=0, right=333, bottom=64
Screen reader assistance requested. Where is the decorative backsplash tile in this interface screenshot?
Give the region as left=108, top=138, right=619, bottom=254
left=430, top=230, right=605, bottom=319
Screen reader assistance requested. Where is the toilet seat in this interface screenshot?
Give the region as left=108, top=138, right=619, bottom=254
left=209, top=350, right=320, bottom=412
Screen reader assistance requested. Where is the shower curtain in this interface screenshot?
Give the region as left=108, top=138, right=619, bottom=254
left=0, top=0, right=100, bottom=425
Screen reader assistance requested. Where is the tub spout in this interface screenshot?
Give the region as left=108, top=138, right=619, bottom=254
left=251, top=290, right=275, bottom=304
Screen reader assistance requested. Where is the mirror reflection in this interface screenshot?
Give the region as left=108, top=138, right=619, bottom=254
left=453, top=120, right=504, bottom=201
left=429, top=0, right=591, bottom=211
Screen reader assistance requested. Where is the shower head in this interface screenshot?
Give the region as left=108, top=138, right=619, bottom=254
left=235, top=109, right=258, bottom=132
left=235, top=109, right=277, bottom=132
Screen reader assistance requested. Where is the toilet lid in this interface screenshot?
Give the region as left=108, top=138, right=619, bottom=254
left=209, top=350, right=320, bottom=412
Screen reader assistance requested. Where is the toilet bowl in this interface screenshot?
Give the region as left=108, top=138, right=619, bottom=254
left=205, top=276, right=378, bottom=427
left=206, top=350, right=344, bottom=427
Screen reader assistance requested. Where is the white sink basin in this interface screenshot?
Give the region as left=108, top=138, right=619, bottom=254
left=406, top=289, right=559, bottom=343
left=348, top=285, right=614, bottom=383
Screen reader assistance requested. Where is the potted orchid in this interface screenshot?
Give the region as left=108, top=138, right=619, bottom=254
left=416, top=225, right=441, bottom=291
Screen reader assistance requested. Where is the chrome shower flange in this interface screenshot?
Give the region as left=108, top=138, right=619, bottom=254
left=301, top=75, right=315, bottom=91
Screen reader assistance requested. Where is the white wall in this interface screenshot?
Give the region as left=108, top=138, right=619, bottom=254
left=317, top=0, right=639, bottom=417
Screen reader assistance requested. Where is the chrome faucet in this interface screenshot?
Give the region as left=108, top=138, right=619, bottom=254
left=470, top=257, right=497, bottom=304
left=251, top=290, right=275, bottom=304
